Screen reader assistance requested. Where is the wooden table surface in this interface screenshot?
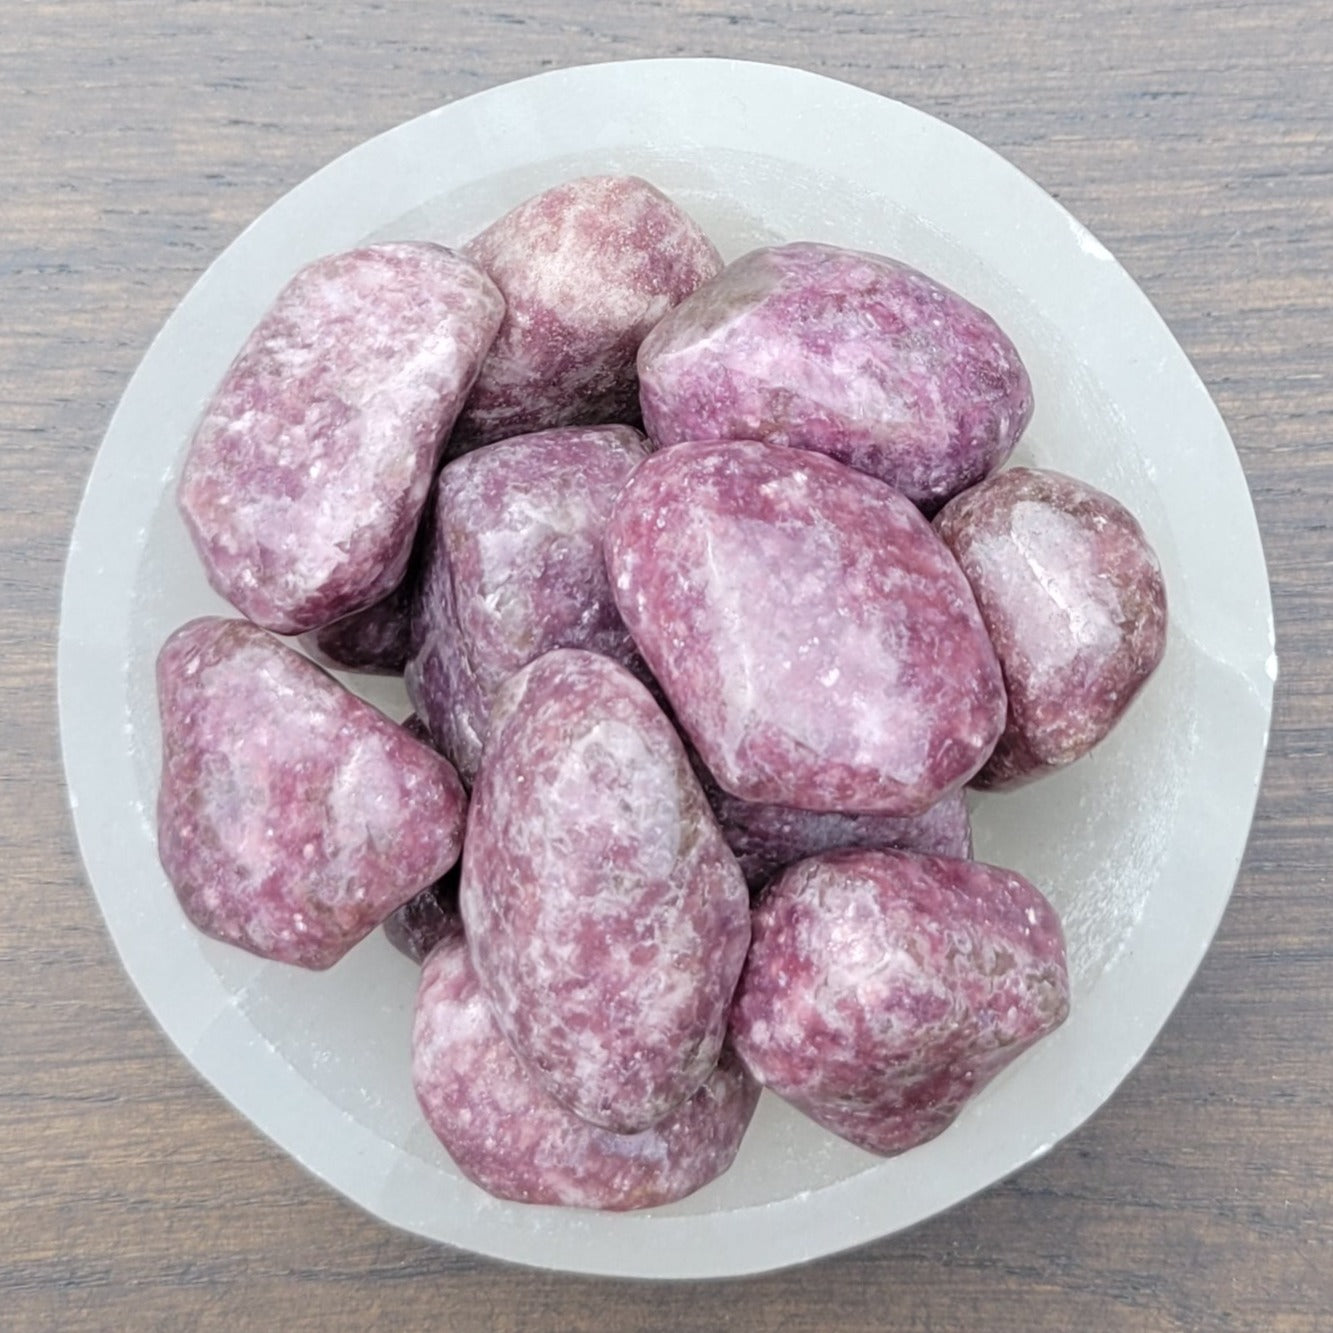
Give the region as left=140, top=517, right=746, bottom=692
left=4, top=2, right=1330, bottom=1327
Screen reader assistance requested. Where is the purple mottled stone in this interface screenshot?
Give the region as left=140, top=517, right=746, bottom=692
left=460, top=649, right=750, bottom=1134
left=934, top=467, right=1168, bottom=789
left=406, top=424, right=648, bottom=784
left=179, top=244, right=504, bottom=634
left=730, top=848, right=1069, bottom=1156
left=451, top=176, right=722, bottom=452
left=156, top=618, right=467, bottom=970
left=605, top=439, right=1007, bottom=816
left=413, top=926, right=759, bottom=1209
left=638, top=242, right=1033, bottom=513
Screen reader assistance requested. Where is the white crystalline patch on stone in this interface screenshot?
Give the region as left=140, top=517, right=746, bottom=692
left=733, top=312, right=946, bottom=437
left=519, top=183, right=668, bottom=329
left=978, top=500, right=1124, bottom=689
left=470, top=492, right=597, bottom=649
left=696, top=511, right=927, bottom=787
left=327, top=733, right=401, bottom=856
left=542, top=717, right=682, bottom=887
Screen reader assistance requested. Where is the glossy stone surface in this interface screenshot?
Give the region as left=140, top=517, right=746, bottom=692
left=934, top=467, right=1168, bottom=789
left=407, top=424, right=647, bottom=783
left=605, top=439, right=1007, bottom=815
left=156, top=618, right=467, bottom=969
left=730, top=848, right=1069, bottom=1155
left=179, top=244, right=504, bottom=633
left=638, top=241, right=1033, bottom=512
left=452, top=176, right=722, bottom=450
left=413, top=926, right=759, bottom=1210
left=460, top=649, right=750, bottom=1133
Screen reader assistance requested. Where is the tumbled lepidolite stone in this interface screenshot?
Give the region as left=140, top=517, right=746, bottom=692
left=450, top=176, right=722, bottom=451
left=414, top=925, right=759, bottom=1210
left=156, top=618, right=467, bottom=969
left=179, top=243, right=504, bottom=634
left=730, top=848, right=1070, bottom=1155
left=934, top=467, right=1168, bottom=789
left=605, top=439, right=1007, bottom=815
left=638, top=242, right=1033, bottom=513
left=461, top=649, right=751, bottom=1133
left=407, top=424, right=647, bottom=784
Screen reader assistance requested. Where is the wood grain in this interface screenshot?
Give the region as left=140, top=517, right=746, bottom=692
left=3, top=1, right=1330, bottom=1328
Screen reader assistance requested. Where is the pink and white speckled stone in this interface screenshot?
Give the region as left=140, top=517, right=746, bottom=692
left=451, top=176, right=722, bottom=452
left=156, top=618, right=467, bottom=970
left=413, top=926, right=759, bottom=1210
left=934, top=467, right=1168, bottom=789
left=461, top=649, right=750, bottom=1134
left=730, top=848, right=1070, bottom=1156
left=695, top=757, right=973, bottom=890
left=605, top=439, right=1007, bottom=815
left=178, top=244, right=504, bottom=634
left=406, top=424, right=648, bottom=784
left=638, top=242, right=1033, bottom=513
